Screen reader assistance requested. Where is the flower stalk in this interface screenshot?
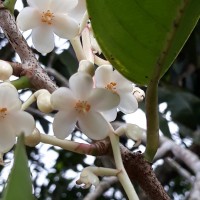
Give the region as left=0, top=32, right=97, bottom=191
left=109, top=131, right=139, bottom=200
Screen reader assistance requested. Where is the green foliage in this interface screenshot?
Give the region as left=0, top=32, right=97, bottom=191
left=3, top=0, right=17, bottom=14
left=87, top=0, right=200, bottom=85
left=2, top=135, right=35, bottom=200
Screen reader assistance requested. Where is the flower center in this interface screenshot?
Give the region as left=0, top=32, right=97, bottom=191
left=41, top=10, right=54, bottom=25
left=0, top=107, right=7, bottom=119
left=74, top=100, right=91, bottom=113
left=105, top=82, right=117, bottom=93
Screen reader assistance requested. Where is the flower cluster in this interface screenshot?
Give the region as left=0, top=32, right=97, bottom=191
left=0, top=0, right=143, bottom=153
left=50, top=65, right=140, bottom=140
left=51, top=72, right=119, bottom=140
left=17, top=0, right=86, bottom=53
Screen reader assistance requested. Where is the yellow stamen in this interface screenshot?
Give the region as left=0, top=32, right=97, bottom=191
left=41, top=10, right=54, bottom=25
left=105, top=82, right=117, bottom=93
left=0, top=107, right=7, bottom=119
left=75, top=100, right=91, bottom=113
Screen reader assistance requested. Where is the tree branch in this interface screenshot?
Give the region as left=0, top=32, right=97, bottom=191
left=156, top=136, right=200, bottom=200
left=83, top=177, right=118, bottom=200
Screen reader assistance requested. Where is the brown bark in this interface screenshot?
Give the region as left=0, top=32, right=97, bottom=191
left=121, top=146, right=171, bottom=200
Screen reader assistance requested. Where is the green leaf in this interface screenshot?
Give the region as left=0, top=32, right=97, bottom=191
left=2, top=135, right=35, bottom=200
left=3, top=0, right=17, bottom=14
left=87, top=0, right=200, bottom=85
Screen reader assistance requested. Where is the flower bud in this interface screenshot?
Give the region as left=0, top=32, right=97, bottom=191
left=115, top=124, right=143, bottom=147
left=0, top=60, right=13, bottom=80
left=78, top=60, right=95, bottom=76
left=25, top=128, right=41, bottom=147
left=133, top=87, right=145, bottom=102
left=76, top=167, right=100, bottom=188
left=37, top=91, right=53, bottom=113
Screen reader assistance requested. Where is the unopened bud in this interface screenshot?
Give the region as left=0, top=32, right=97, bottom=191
left=76, top=167, right=100, bottom=188
left=0, top=60, right=13, bottom=80
left=25, top=128, right=41, bottom=147
left=78, top=60, right=95, bottom=76
left=115, top=124, right=143, bottom=147
left=133, top=87, right=145, bottom=102
left=37, top=91, right=53, bottom=113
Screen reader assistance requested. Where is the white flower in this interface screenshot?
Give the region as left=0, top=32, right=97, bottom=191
left=51, top=72, right=119, bottom=140
left=17, top=0, right=85, bottom=53
left=95, top=65, right=138, bottom=121
left=0, top=83, right=35, bottom=153
left=69, top=0, right=86, bottom=24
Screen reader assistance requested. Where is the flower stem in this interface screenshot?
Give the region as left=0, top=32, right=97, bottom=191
left=109, top=131, right=139, bottom=200
left=11, top=76, right=32, bottom=90
left=21, top=89, right=49, bottom=111
left=144, top=79, right=159, bottom=162
left=84, top=166, right=119, bottom=177
left=39, top=133, right=98, bottom=156
left=70, top=36, right=86, bottom=61
left=79, top=11, right=89, bottom=34
left=82, top=27, right=94, bottom=63
left=21, top=94, right=36, bottom=111
left=94, top=55, right=110, bottom=66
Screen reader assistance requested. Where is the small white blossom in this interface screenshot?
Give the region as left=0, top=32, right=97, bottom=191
left=0, top=83, right=35, bottom=153
left=17, top=0, right=86, bottom=53
left=51, top=72, right=119, bottom=140
left=95, top=65, right=138, bottom=121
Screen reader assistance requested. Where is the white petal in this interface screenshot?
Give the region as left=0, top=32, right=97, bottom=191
left=69, top=72, right=93, bottom=99
left=32, top=26, right=54, bottom=53
left=101, top=108, right=117, bottom=122
left=78, top=111, right=110, bottom=140
left=17, top=7, right=41, bottom=31
left=118, top=93, right=138, bottom=114
left=95, top=65, right=113, bottom=87
left=51, top=87, right=75, bottom=111
left=53, top=111, right=77, bottom=139
left=53, top=14, right=79, bottom=39
left=28, top=0, right=51, bottom=10
left=114, top=70, right=133, bottom=93
left=7, top=111, right=35, bottom=136
left=88, top=88, right=119, bottom=111
left=69, top=0, right=86, bottom=23
left=0, top=83, right=21, bottom=111
left=50, top=0, right=78, bottom=13
left=0, top=121, right=15, bottom=153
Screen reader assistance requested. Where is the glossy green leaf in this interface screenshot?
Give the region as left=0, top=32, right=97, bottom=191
left=2, top=135, right=35, bottom=200
left=87, top=0, right=200, bottom=85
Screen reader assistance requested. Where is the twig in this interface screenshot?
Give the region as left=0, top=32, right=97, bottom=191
left=165, top=157, right=193, bottom=184
left=45, top=68, right=69, bottom=87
